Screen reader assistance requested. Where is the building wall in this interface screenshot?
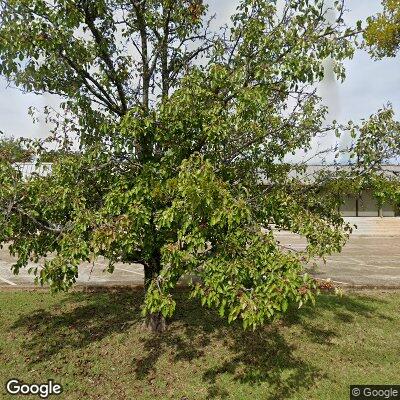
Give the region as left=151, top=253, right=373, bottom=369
left=382, top=203, right=397, bottom=217
left=358, top=190, right=379, bottom=217
left=341, top=196, right=357, bottom=217
left=13, top=162, right=52, bottom=179
left=340, top=190, right=397, bottom=217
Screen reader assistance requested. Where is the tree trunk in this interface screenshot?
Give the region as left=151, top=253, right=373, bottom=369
left=144, top=312, right=167, bottom=333
left=143, top=250, right=167, bottom=333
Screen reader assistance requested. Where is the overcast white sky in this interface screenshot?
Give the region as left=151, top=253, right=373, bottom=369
left=0, top=1, right=399, bottom=144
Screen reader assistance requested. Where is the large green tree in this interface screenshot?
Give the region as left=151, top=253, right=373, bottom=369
left=0, top=0, right=396, bottom=331
left=364, top=0, right=400, bottom=58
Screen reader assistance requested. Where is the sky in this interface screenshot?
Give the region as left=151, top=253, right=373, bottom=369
left=0, top=1, right=399, bottom=150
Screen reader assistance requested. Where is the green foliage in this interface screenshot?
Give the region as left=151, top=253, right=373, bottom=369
left=350, top=107, right=400, bottom=166
left=364, top=0, right=400, bottom=58
left=320, top=106, right=400, bottom=213
left=0, top=134, right=32, bottom=162
left=1, top=0, right=394, bottom=329
left=316, top=172, right=400, bottom=215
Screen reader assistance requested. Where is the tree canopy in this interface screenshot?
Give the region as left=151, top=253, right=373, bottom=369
left=364, top=0, right=400, bottom=58
left=0, top=134, right=33, bottom=163
left=0, top=0, right=399, bottom=331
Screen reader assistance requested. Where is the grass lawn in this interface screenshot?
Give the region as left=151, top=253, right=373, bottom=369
left=0, top=288, right=399, bottom=400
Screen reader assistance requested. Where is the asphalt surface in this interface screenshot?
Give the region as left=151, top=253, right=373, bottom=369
left=0, top=247, right=144, bottom=288
left=275, top=234, right=400, bottom=287
left=0, top=234, right=399, bottom=289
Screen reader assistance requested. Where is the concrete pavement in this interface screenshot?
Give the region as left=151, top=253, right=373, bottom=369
left=275, top=217, right=400, bottom=288
left=0, top=249, right=144, bottom=288
left=1, top=218, right=399, bottom=289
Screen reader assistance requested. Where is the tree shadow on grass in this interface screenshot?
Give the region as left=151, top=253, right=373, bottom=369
left=10, top=288, right=393, bottom=399
left=10, top=289, right=144, bottom=364
left=200, top=327, right=319, bottom=399
left=285, top=292, right=392, bottom=324
left=132, top=291, right=393, bottom=399
left=130, top=295, right=325, bottom=400
left=281, top=292, right=393, bottom=346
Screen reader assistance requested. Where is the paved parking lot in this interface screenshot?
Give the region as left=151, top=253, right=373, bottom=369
left=0, top=246, right=144, bottom=288
left=1, top=234, right=399, bottom=288
left=275, top=234, right=400, bottom=287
